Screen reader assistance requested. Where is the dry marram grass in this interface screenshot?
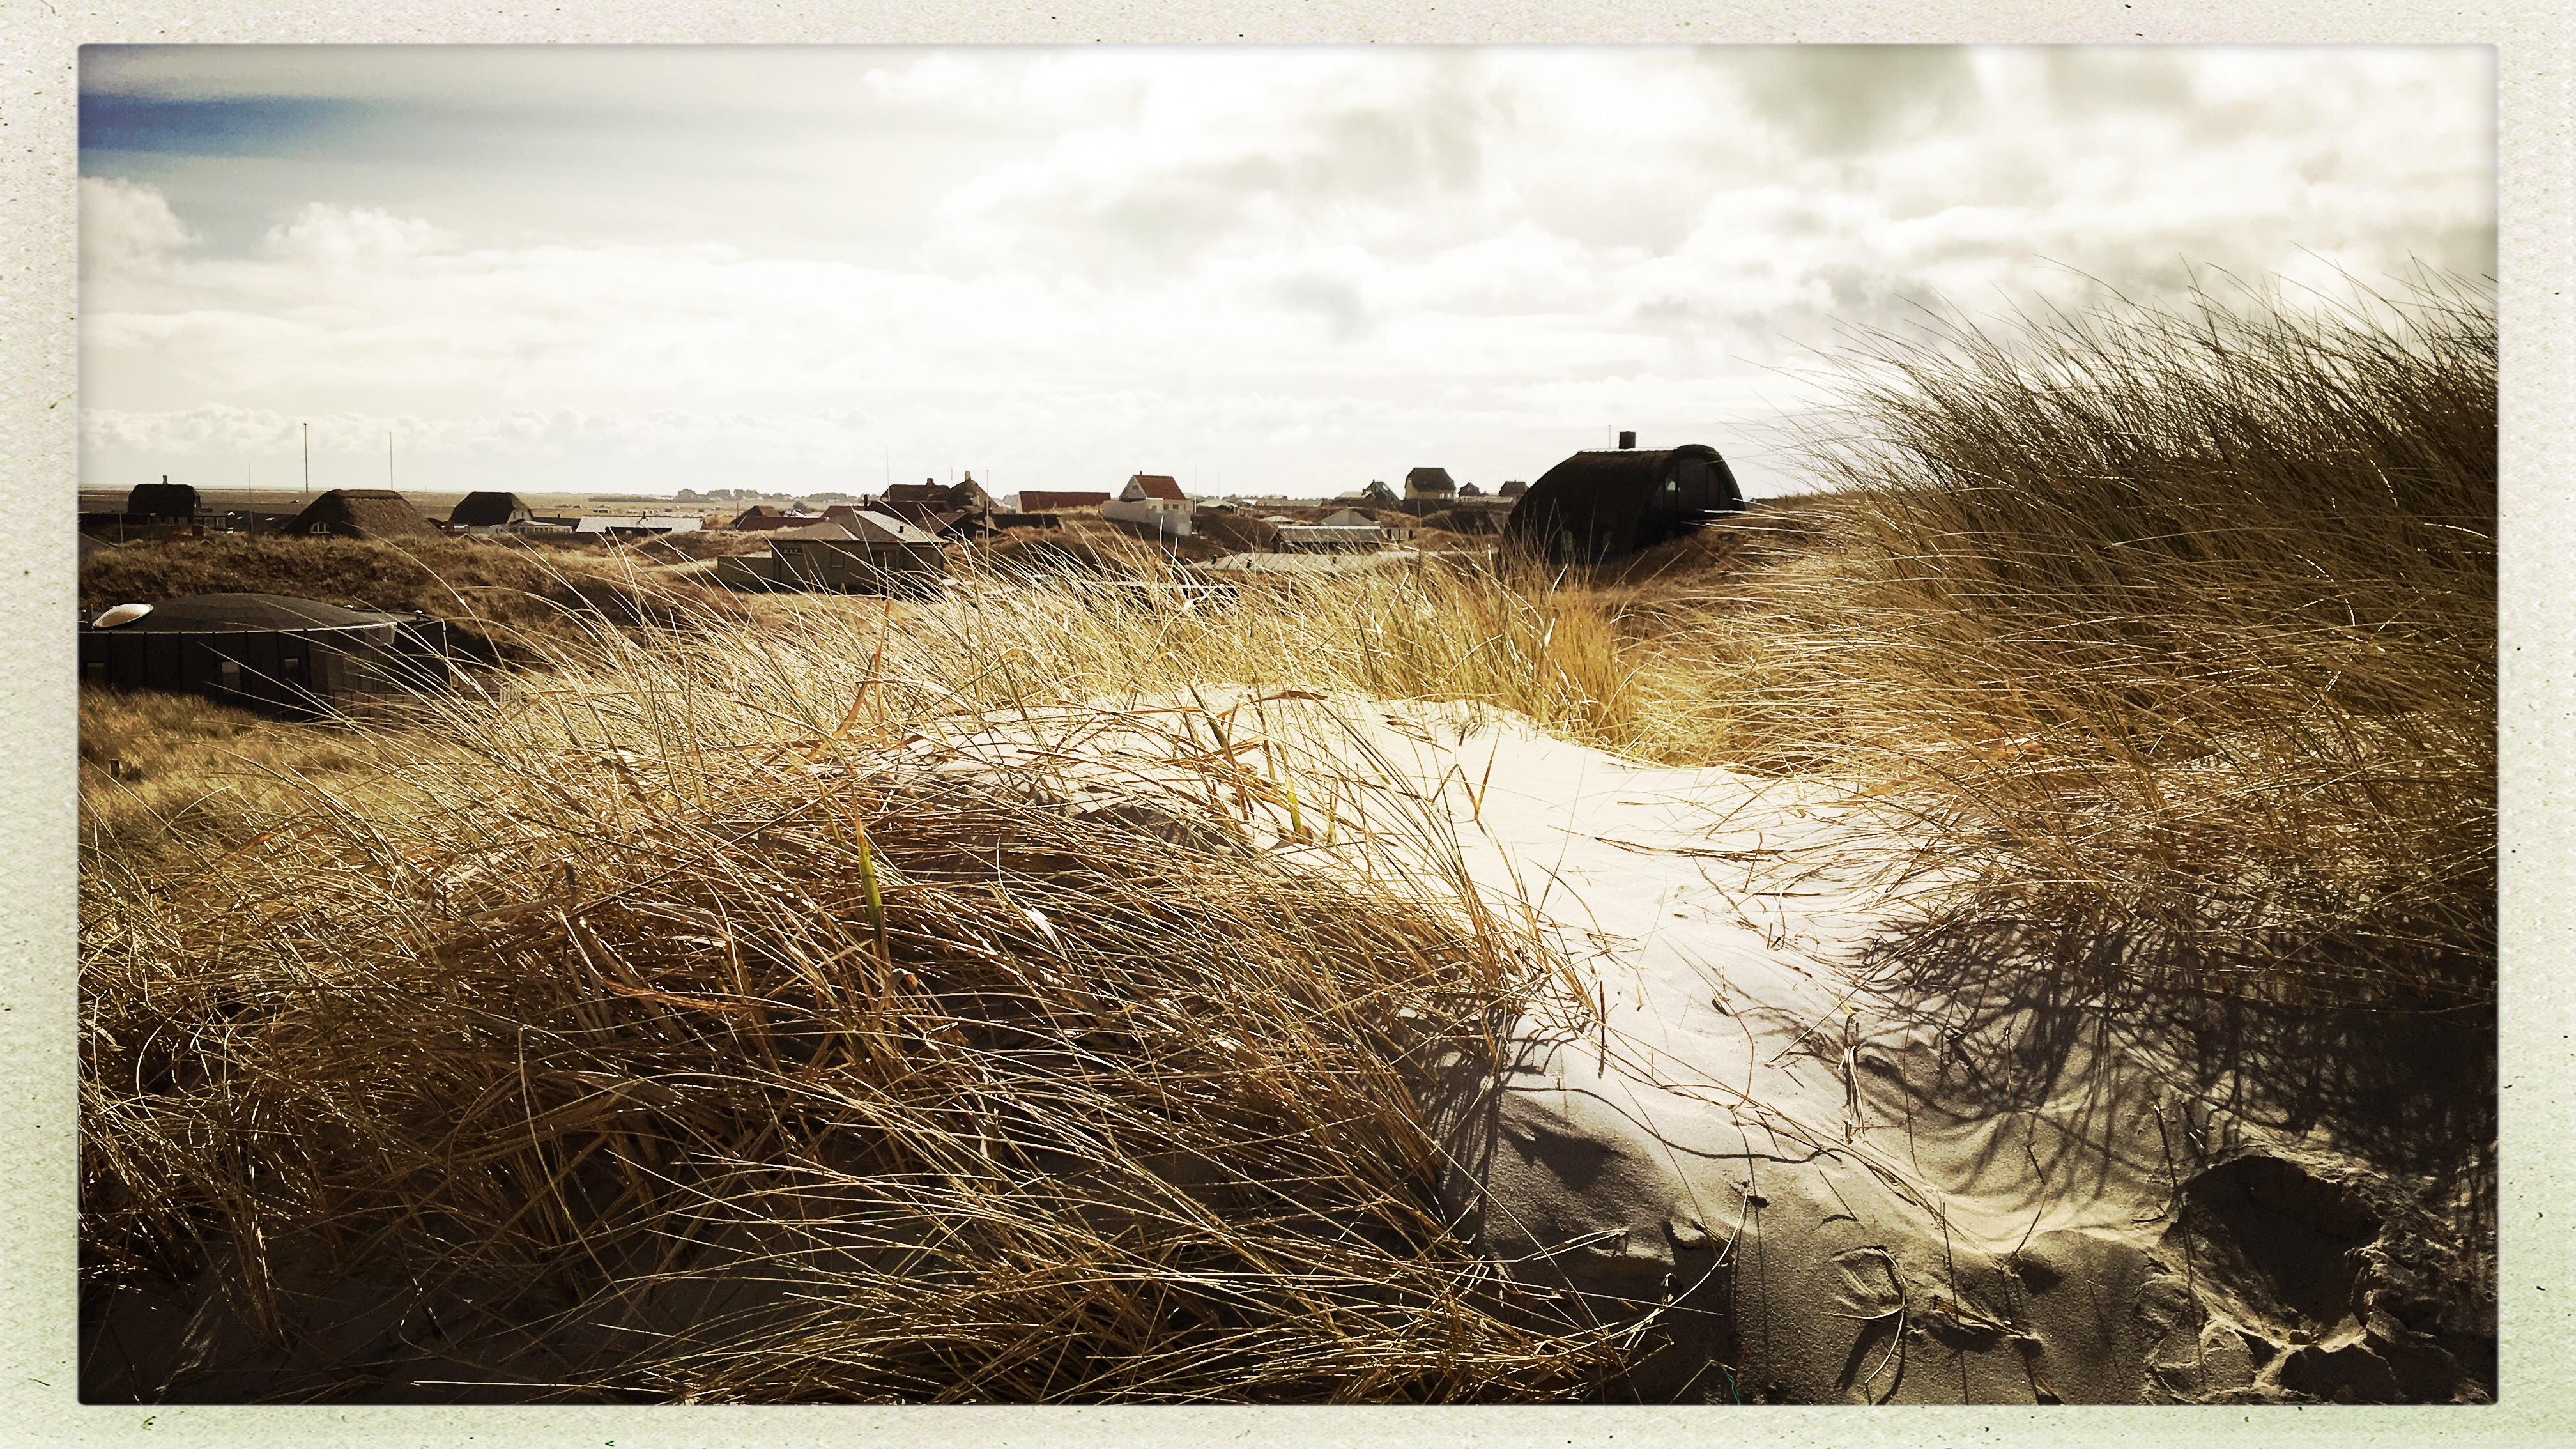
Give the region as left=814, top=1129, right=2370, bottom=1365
left=80, top=275, right=2494, bottom=1402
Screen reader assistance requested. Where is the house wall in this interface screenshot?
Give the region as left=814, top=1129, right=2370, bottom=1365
left=769, top=540, right=946, bottom=592
left=1101, top=498, right=1193, bottom=538
left=77, top=622, right=447, bottom=717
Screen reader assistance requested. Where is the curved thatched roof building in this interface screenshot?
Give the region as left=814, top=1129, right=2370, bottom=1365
left=126, top=481, right=200, bottom=521
left=450, top=491, right=534, bottom=528
left=79, top=592, right=451, bottom=716
left=290, top=489, right=438, bottom=539
left=1499, top=444, right=1745, bottom=563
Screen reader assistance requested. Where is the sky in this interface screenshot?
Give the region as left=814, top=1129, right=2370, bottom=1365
left=77, top=45, right=2496, bottom=502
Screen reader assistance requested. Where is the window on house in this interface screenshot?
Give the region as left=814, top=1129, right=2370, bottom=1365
left=218, top=659, right=241, bottom=692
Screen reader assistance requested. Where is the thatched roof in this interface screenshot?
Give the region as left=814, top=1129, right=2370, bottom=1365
left=126, top=482, right=199, bottom=518
left=450, top=491, right=533, bottom=527
left=1404, top=467, right=1455, bottom=497
left=1499, top=445, right=1744, bottom=562
left=289, top=489, right=438, bottom=539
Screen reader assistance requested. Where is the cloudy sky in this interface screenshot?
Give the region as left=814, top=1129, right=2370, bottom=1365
left=77, top=45, right=2494, bottom=502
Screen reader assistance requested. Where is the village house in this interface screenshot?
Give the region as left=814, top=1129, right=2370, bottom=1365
left=724, top=504, right=820, bottom=531
left=289, top=489, right=440, bottom=540
left=126, top=479, right=203, bottom=524
left=448, top=492, right=535, bottom=532
left=712, top=512, right=946, bottom=593
left=1499, top=440, right=1747, bottom=564
left=1100, top=473, right=1193, bottom=540
left=1403, top=467, right=1457, bottom=501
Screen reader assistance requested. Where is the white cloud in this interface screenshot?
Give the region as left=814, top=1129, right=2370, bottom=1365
left=262, top=202, right=461, bottom=268
left=78, top=47, right=2494, bottom=499
left=79, top=177, right=194, bottom=276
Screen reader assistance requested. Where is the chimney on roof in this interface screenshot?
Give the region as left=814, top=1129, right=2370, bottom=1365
left=1618, top=431, right=1636, bottom=450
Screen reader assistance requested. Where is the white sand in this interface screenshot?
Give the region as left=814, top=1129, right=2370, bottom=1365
left=912, top=690, right=2491, bottom=1404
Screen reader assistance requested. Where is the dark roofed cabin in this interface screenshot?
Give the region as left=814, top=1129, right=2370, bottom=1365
left=450, top=491, right=534, bottom=529
left=79, top=592, right=452, bottom=717
left=1500, top=443, right=1745, bottom=564
left=126, top=481, right=201, bottom=523
left=884, top=474, right=997, bottom=513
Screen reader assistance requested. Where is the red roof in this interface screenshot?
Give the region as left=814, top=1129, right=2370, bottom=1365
left=1126, top=473, right=1184, bottom=502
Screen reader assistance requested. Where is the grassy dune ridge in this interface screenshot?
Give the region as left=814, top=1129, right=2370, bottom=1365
left=1775, top=275, right=2496, bottom=1004
left=78, top=276, right=2494, bottom=1401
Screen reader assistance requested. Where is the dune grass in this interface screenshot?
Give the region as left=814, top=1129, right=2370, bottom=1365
left=79, top=578, right=1671, bottom=1402
left=77, top=270, right=2494, bottom=1402
left=1749, top=274, right=2497, bottom=1006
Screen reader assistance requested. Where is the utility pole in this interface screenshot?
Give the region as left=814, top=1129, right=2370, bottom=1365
left=302, top=422, right=310, bottom=500
left=387, top=430, right=394, bottom=490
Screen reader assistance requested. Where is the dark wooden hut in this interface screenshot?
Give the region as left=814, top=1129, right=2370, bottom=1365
left=125, top=481, right=201, bottom=523
left=449, top=491, right=534, bottom=529
left=79, top=592, right=452, bottom=717
left=1499, top=444, right=1745, bottom=563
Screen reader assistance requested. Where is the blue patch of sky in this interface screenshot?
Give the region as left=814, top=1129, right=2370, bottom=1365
left=79, top=95, right=384, bottom=161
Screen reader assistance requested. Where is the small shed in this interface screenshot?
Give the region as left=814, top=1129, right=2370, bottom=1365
left=79, top=592, right=451, bottom=717
left=1500, top=443, right=1746, bottom=564
left=289, top=489, right=439, bottom=540
left=450, top=491, right=534, bottom=529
